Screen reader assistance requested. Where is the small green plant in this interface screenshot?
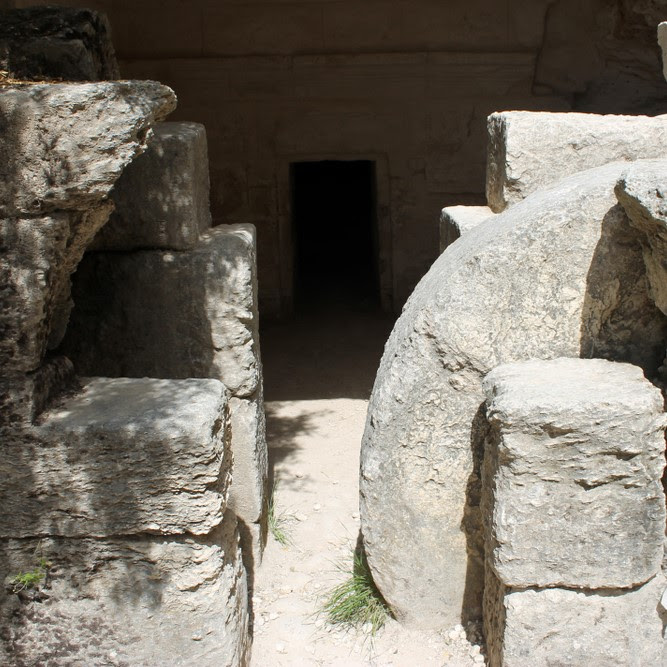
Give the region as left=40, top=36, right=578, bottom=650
left=267, top=482, right=291, bottom=546
left=10, top=557, right=51, bottom=594
left=320, top=550, right=390, bottom=636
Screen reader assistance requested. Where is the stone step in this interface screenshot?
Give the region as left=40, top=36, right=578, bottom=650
left=64, top=224, right=267, bottom=559
left=0, top=376, right=230, bottom=539
left=439, top=205, right=495, bottom=253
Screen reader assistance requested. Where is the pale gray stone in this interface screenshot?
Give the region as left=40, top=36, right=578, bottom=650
left=486, top=112, right=667, bottom=212
left=360, top=162, right=667, bottom=628
left=0, top=6, right=119, bottom=82
left=65, top=225, right=261, bottom=398
left=0, top=377, right=231, bottom=539
left=0, top=81, right=176, bottom=217
left=229, top=393, right=267, bottom=554
left=92, top=122, right=212, bottom=251
left=0, top=513, right=250, bottom=666
left=439, top=205, right=494, bottom=253
left=482, top=358, right=666, bottom=589
left=484, top=571, right=665, bottom=667
left=615, top=159, right=667, bottom=316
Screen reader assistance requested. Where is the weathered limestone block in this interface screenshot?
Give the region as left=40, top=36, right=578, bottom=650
left=0, top=514, right=250, bottom=666
left=229, top=393, right=268, bottom=556
left=484, top=571, right=665, bottom=667
left=360, top=162, right=667, bottom=627
left=65, top=225, right=260, bottom=398
left=0, top=377, right=231, bottom=539
left=486, top=112, right=667, bottom=212
left=482, top=358, right=666, bottom=589
left=0, top=6, right=119, bottom=82
left=615, top=159, right=667, bottom=315
left=92, top=122, right=212, bottom=251
left=0, top=81, right=176, bottom=217
left=439, top=205, right=494, bottom=253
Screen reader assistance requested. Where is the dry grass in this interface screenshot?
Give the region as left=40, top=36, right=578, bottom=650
left=320, top=550, right=390, bottom=636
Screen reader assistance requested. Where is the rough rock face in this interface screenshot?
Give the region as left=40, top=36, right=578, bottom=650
left=482, top=358, right=666, bottom=589
left=1, top=378, right=231, bottom=539
left=535, top=0, right=667, bottom=114
left=0, top=82, right=176, bottom=217
left=615, top=159, right=667, bottom=315
left=359, top=162, right=667, bottom=628
left=439, top=205, right=494, bottom=253
left=486, top=112, right=667, bottom=212
left=0, top=81, right=176, bottom=378
left=0, top=515, right=250, bottom=666
left=484, top=572, right=665, bottom=667
left=91, top=122, right=212, bottom=251
left=0, top=6, right=119, bottom=82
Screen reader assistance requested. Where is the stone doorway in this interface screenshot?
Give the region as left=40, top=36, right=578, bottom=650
left=289, top=160, right=384, bottom=313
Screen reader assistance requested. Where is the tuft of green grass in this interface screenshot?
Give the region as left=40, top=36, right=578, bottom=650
left=320, top=550, right=390, bottom=636
left=11, top=557, right=51, bottom=594
left=267, top=482, right=291, bottom=546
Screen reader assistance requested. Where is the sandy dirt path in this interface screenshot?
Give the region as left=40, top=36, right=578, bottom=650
left=251, top=303, right=485, bottom=666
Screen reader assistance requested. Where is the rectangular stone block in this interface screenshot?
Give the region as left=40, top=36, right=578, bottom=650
left=439, top=205, right=494, bottom=252
left=484, top=570, right=665, bottom=667
left=482, top=358, right=666, bottom=589
left=91, top=122, right=211, bottom=251
left=228, top=392, right=268, bottom=563
left=0, top=377, right=231, bottom=538
left=65, top=224, right=261, bottom=398
left=0, top=512, right=249, bottom=666
left=486, top=111, right=667, bottom=212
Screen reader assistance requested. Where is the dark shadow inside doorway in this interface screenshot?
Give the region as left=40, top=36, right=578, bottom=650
left=291, top=160, right=379, bottom=312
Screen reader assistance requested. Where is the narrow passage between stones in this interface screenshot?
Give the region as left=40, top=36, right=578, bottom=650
left=252, top=298, right=486, bottom=665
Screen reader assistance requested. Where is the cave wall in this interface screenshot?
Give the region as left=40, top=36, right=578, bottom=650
left=17, top=0, right=667, bottom=316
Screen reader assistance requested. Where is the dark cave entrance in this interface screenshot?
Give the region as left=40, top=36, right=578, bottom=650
left=290, top=160, right=379, bottom=312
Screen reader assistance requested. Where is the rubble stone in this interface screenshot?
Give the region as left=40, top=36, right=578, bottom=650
left=0, top=514, right=250, bottom=666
